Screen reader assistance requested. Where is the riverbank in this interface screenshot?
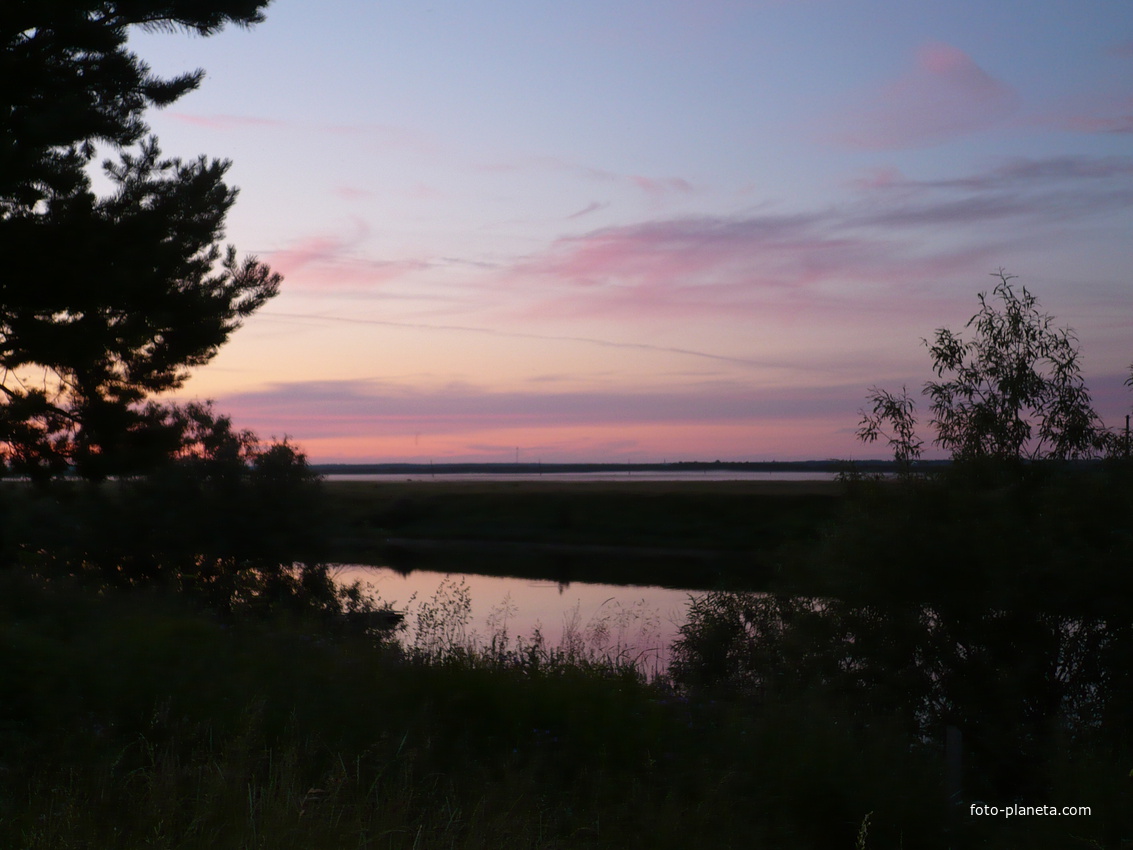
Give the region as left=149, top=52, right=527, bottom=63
left=322, top=479, right=842, bottom=589
left=4, top=466, right=1132, bottom=848
left=0, top=570, right=960, bottom=850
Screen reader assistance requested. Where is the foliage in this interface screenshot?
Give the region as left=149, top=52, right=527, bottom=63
left=0, top=570, right=950, bottom=850
left=671, top=457, right=1133, bottom=845
left=0, top=401, right=338, bottom=615
left=924, top=270, right=1106, bottom=462
left=5, top=469, right=1132, bottom=847
left=859, top=270, right=1113, bottom=467
left=673, top=585, right=1132, bottom=789
left=1, top=2, right=279, bottom=480
left=1, top=1, right=272, bottom=209
left=411, top=575, right=472, bottom=660
left=856, top=385, right=922, bottom=474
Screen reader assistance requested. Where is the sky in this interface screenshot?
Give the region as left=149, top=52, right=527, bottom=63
left=127, top=0, right=1133, bottom=463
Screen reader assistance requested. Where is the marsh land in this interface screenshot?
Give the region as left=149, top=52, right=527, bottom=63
left=3, top=468, right=1132, bottom=849
left=323, top=477, right=841, bottom=589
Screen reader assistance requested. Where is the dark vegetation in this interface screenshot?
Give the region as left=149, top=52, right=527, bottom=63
left=324, top=478, right=840, bottom=588
left=1, top=1, right=280, bottom=482
left=5, top=466, right=1131, bottom=848
left=3, top=4, right=1132, bottom=847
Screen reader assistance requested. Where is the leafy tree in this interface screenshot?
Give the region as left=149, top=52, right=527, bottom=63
left=860, top=270, right=1109, bottom=467
left=856, top=385, right=922, bottom=475
left=924, top=270, right=1105, bottom=462
left=1, top=2, right=278, bottom=480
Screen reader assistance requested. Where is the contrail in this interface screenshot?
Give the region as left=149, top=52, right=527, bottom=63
left=259, top=311, right=791, bottom=370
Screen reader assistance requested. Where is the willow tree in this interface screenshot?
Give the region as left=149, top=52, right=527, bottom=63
left=923, top=271, right=1106, bottom=463
left=0, top=1, right=279, bottom=480
left=860, top=271, right=1110, bottom=467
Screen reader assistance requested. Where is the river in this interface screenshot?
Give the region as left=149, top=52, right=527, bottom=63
left=331, top=564, right=698, bottom=675
left=324, top=471, right=840, bottom=483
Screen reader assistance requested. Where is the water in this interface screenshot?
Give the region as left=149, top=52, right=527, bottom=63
left=332, top=564, right=697, bottom=672
left=324, top=471, right=839, bottom=483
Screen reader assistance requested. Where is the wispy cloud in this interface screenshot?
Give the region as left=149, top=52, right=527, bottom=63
left=831, top=42, right=1020, bottom=149
left=566, top=201, right=610, bottom=220
left=1042, top=98, right=1133, bottom=135
left=475, top=155, right=696, bottom=205
left=167, top=112, right=285, bottom=130
left=320, top=121, right=437, bottom=154
left=268, top=221, right=431, bottom=289
left=629, top=175, right=695, bottom=206
left=261, top=311, right=797, bottom=371
left=850, top=155, right=1133, bottom=226
left=333, top=185, right=375, bottom=201
left=210, top=378, right=865, bottom=440
left=500, top=153, right=1133, bottom=320
left=852, top=156, right=1133, bottom=193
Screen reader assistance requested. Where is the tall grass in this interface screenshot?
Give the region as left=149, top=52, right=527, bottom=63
left=0, top=569, right=952, bottom=849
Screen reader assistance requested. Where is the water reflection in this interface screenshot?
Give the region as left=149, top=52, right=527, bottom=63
left=332, top=560, right=1132, bottom=814
left=332, top=565, right=695, bottom=672
left=324, top=471, right=840, bottom=483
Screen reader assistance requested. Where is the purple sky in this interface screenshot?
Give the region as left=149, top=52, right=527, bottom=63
left=127, top=0, right=1132, bottom=462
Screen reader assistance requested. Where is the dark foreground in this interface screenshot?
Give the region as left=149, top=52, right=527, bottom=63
left=2, top=467, right=1132, bottom=848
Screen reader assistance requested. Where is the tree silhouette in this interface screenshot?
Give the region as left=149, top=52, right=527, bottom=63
left=1, top=2, right=278, bottom=480
left=924, top=270, right=1105, bottom=463
left=857, top=385, right=922, bottom=475
left=860, top=270, right=1109, bottom=467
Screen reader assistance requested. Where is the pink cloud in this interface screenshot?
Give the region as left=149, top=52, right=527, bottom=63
left=501, top=153, right=1133, bottom=322
left=506, top=213, right=991, bottom=322
left=286, top=256, right=431, bottom=290
left=408, top=182, right=443, bottom=200
left=334, top=186, right=375, bottom=201
left=321, top=122, right=436, bottom=154
left=833, top=42, right=1020, bottom=149
left=196, top=377, right=907, bottom=463
left=268, top=223, right=431, bottom=289
left=211, top=378, right=866, bottom=439
left=849, top=167, right=907, bottom=191
left=629, top=175, right=695, bottom=206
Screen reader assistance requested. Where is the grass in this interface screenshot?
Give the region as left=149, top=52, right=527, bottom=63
left=1, top=569, right=953, bottom=849
left=5, top=566, right=1128, bottom=848
left=3, top=470, right=1132, bottom=848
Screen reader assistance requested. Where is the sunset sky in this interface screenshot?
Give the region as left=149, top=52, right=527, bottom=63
left=130, top=0, right=1132, bottom=463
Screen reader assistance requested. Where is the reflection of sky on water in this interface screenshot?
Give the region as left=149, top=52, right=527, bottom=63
left=325, top=471, right=839, bottom=483
left=332, top=565, right=697, bottom=671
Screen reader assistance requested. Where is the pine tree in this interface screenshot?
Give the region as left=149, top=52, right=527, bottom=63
left=1, top=2, right=279, bottom=480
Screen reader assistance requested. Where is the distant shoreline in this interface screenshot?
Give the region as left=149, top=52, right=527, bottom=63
left=310, top=459, right=946, bottom=476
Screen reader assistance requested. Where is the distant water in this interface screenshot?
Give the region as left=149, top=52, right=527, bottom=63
left=324, top=471, right=839, bottom=483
